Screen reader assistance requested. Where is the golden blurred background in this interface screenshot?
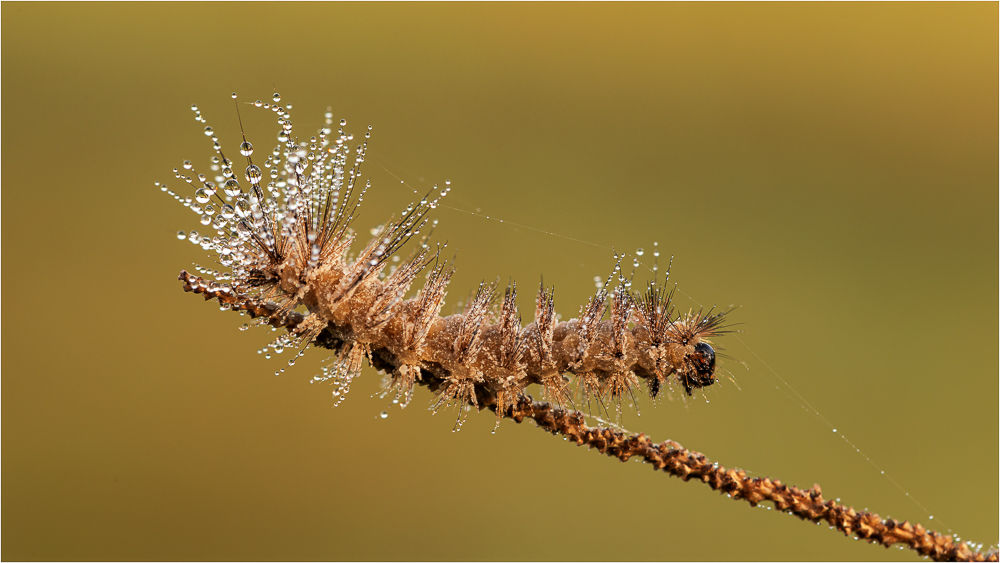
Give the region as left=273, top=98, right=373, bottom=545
left=3, top=3, right=996, bottom=561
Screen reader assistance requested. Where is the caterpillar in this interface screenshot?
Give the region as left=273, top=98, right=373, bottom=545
left=161, top=94, right=995, bottom=563
left=163, top=92, right=729, bottom=422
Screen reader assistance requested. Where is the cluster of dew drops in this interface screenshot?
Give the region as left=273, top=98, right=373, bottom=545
left=158, top=92, right=374, bottom=377
left=159, top=92, right=454, bottom=411
left=593, top=242, right=663, bottom=290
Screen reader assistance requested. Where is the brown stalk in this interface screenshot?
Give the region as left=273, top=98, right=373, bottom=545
left=495, top=397, right=997, bottom=563
left=178, top=270, right=305, bottom=330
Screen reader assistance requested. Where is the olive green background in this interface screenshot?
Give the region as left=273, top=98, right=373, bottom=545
left=3, top=3, right=996, bottom=561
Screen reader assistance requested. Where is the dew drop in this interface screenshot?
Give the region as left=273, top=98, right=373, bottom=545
left=832, top=428, right=837, bottom=433
left=636, top=247, right=644, bottom=256
left=194, top=188, right=212, bottom=204
left=380, top=411, right=388, bottom=419
left=223, top=179, right=241, bottom=197
left=272, top=93, right=281, bottom=102
left=240, top=141, right=254, bottom=156
left=245, top=165, right=262, bottom=184
left=204, top=126, right=214, bottom=136
left=176, top=231, right=186, bottom=239
left=231, top=92, right=237, bottom=99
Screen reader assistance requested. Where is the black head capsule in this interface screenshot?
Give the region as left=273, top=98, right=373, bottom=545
left=682, top=341, right=717, bottom=396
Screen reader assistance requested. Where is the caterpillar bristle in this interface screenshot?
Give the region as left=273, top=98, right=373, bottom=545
left=530, top=281, right=570, bottom=407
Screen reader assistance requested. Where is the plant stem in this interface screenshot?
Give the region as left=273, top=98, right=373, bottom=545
left=493, top=397, right=996, bottom=563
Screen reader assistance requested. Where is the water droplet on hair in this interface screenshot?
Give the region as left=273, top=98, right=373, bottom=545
left=223, top=179, right=241, bottom=197
left=245, top=165, right=262, bottom=184
left=240, top=141, right=253, bottom=156
left=194, top=188, right=212, bottom=204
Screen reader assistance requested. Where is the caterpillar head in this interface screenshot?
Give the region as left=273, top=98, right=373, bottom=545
left=678, top=341, right=716, bottom=395
left=662, top=308, right=731, bottom=397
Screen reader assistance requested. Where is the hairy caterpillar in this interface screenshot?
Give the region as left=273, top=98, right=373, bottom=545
left=161, top=94, right=995, bottom=563
left=164, top=92, right=729, bottom=421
